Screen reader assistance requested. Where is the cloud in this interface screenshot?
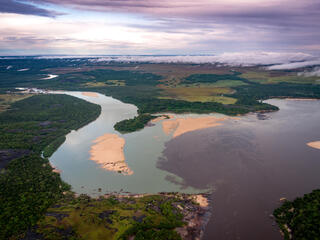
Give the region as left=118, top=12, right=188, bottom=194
left=28, top=0, right=320, bottom=53
left=1, top=0, right=320, bottom=54
left=0, top=0, right=58, bottom=17
left=298, top=67, right=320, bottom=77
left=267, top=60, right=320, bottom=70
left=89, top=52, right=315, bottom=66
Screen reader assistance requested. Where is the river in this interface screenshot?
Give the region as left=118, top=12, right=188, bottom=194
left=159, top=99, right=320, bottom=240
left=50, top=92, right=320, bottom=239
left=49, top=91, right=202, bottom=196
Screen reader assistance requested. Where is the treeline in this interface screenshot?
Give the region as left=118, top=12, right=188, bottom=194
left=183, top=73, right=245, bottom=84
left=0, top=94, right=101, bottom=238
left=81, top=69, right=162, bottom=86
left=114, top=114, right=157, bottom=133
left=232, top=82, right=320, bottom=101
left=0, top=94, right=101, bottom=156
left=0, top=155, right=71, bottom=239
left=273, top=189, right=320, bottom=240
left=135, top=98, right=278, bottom=115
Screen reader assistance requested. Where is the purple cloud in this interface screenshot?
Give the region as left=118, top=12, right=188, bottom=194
left=0, top=0, right=57, bottom=17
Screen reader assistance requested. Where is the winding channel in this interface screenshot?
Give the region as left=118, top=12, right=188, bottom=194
left=49, top=91, right=206, bottom=196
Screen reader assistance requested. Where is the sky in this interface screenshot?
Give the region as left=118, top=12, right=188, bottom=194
left=0, top=0, right=319, bottom=56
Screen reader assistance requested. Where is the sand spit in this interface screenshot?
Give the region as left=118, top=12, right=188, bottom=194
left=90, top=133, right=133, bottom=175
left=82, top=92, right=99, bottom=98
left=42, top=74, right=59, bottom=80
left=307, top=141, right=320, bottom=150
left=162, top=116, right=228, bottom=138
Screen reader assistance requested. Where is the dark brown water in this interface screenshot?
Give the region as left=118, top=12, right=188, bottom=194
left=158, top=99, right=320, bottom=240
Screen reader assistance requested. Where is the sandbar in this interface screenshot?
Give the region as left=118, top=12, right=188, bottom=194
left=82, top=92, right=99, bottom=98
left=42, top=74, right=59, bottom=80
left=162, top=116, right=228, bottom=138
left=307, top=141, right=320, bottom=150
left=90, top=133, right=133, bottom=175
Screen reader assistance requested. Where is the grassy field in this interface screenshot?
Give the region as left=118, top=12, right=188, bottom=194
left=0, top=93, right=33, bottom=113
left=241, top=71, right=320, bottom=84
left=159, top=86, right=236, bottom=104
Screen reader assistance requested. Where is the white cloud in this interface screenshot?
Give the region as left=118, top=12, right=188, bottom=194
left=267, top=60, right=320, bottom=70
left=298, top=67, right=320, bottom=77
left=91, top=52, right=315, bottom=66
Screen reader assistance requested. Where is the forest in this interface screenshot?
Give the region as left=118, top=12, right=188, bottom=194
left=114, top=114, right=157, bottom=133
left=273, top=190, right=320, bottom=240
left=0, top=94, right=101, bottom=238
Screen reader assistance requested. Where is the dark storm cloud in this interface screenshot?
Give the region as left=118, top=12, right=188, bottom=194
left=0, top=0, right=57, bottom=17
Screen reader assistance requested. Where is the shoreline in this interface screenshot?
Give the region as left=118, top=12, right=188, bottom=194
left=102, top=192, right=212, bottom=240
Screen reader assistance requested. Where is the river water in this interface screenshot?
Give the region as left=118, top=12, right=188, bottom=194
left=49, top=91, right=202, bottom=196
left=159, top=99, right=320, bottom=240
left=50, top=92, right=320, bottom=239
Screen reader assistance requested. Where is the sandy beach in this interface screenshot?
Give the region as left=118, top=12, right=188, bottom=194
left=193, top=194, right=209, bottom=207
left=162, top=116, right=228, bottom=138
left=90, top=133, right=133, bottom=175
left=82, top=92, right=99, bottom=98
left=307, top=141, right=320, bottom=150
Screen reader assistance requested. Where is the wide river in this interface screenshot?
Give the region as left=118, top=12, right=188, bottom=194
left=50, top=92, right=320, bottom=240
left=50, top=91, right=204, bottom=195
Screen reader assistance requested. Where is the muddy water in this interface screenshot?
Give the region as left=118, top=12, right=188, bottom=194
left=159, top=99, right=320, bottom=240
left=49, top=91, right=202, bottom=195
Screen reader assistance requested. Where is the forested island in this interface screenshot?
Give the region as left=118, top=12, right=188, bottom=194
left=114, top=114, right=157, bottom=133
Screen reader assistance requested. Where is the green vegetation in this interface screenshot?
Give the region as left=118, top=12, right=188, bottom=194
left=273, top=190, right=320, bottom=240
left=114, top=114, right=157, bottom=133
left=82, top=69, right=162, bottom=86
left=0, top=155, right=70, bottom=239
left=242, top=71, right=320, bottom=85
left=0, top=94, right=101, bottom=238
left=0, top=93, right=33, bottom=113
left=183, top=73, right=245, bottom=84
left=1, top=58, right=320, bottom=133
left=24, top=193, right=199, bottom=240
left=159, top=86, right=236, bottom=103
left=0, top=94, right=101, bottom=157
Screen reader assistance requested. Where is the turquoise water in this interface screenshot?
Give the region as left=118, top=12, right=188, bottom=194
left=49, top=91, right=208, bottom=196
